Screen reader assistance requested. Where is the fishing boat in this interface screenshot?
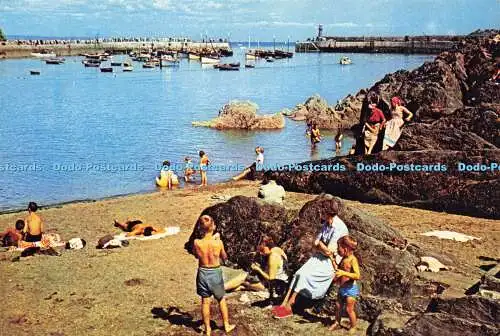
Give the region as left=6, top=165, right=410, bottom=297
left=100, top=67, right=113, bottom=73
left=110, top=62, right=122, bottom=66
left=160, top=54, right=179, bottom=67
left=265, top=56, right=275, bottom=62
left=29, top=70, right=41, bottom=75
left=245, top=51, right=257, bottom=60
left=340, top=56, right=352, bottom=65
left=245, top=62, right=255, bottom=68
left=122, top=62, right=134, bottom=72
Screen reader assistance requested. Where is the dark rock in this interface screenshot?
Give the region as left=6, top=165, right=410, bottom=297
left=266, top=149, right=500, bottom=219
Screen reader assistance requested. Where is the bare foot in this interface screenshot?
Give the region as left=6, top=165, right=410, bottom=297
left=328, top=322, right=341, bottom=331
left=224, top=324, right=236, bottom=333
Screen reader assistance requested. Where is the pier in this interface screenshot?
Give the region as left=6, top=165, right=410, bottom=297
left=0, top=40, right=232, bottom=59
left=296, top=25, right=463, bottom=54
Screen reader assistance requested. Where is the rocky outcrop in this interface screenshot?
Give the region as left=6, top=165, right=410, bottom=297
left=186, top=195, right=436, bottom=319
left=281, top=92, right=365, bottom=129
left=192, top=100, right=284, bottom=130
left=368, top=296, right=500, bottom=335
left=265, top=149, right=500, bottom=219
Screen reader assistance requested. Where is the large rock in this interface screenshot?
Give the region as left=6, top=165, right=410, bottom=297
left=186, top=195, right=434, bottom=319
left=266, top=149, right=500, bottom=219
left=282, top=93, right=364, bottom=129
left=368, top=296, right=500, bottom=336
left=192, top=100, right=284, bottom=130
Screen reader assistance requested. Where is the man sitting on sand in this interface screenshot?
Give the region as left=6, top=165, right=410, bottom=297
left=114, top=219, right=165, bottom=237
left=24, top=202, right=44, bottom=243
left=193, top=215, right=235, bottom=335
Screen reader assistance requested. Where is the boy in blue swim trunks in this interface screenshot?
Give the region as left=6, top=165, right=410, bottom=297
left=193, top=215, right=236, bottom=335
left=329, top=235, right=360, bottom=334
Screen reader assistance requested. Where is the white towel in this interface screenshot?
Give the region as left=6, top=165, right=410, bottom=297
left=115, top=227, right=180, bottom=241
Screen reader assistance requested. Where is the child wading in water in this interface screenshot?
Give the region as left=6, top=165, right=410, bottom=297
left=199, top=151, right=210, bottom=187
left=329, top=235, right=360, bottom=334
left=193, top=215, right=235, bottom=335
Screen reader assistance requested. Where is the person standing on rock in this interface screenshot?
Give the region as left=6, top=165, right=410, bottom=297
left=382, top=97, right=413, bottom=150
left=363, top=93, right=386, bottom=154
left=273, top=203, right=348, bottom=319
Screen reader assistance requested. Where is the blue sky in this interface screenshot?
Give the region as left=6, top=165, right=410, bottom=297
left=0, top=0, right=498, bottom=40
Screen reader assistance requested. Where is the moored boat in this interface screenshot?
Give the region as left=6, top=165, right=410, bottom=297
left=123, top=62, right=134, bottom=72
left=83, top=59, right=101, bottom=67
left=340, top=56, right=352, bottom=65
left=110, top=62, right=122, bottom=66
left=188, top=53, right=201, bottom=61
left=143, top=62, right=156, bottom=68
left=45, top=58, right=64, bottom=64
left=100, top=67, right=113, bottom=73
left=31, top=51, right=56, bottom=58
left=29, top=70, right=41, bottom=75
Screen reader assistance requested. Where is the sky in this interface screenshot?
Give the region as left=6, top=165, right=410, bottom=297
left=0, top=0, right=498, bottom=40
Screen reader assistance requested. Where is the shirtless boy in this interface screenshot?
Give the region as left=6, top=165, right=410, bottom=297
left=193, top=215, right=235, bottom=335
left=24, top=202, right=44, bottom=242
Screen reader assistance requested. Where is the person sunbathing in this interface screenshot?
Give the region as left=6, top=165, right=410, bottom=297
left=0, top=220, right=25, bottom=247
left=113, top=219, right=165, bottom=237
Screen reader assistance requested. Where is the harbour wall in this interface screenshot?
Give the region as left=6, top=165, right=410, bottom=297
left=296, top=36, right=464, bottom=54
left=0, top=41, right=231, bottom=59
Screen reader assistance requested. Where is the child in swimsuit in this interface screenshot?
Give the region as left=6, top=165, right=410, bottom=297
left=199, top=151, right=210, bottom=187
left=184, top=157, right=195, bottom=182
left=329, top=235, right=360, bottom=334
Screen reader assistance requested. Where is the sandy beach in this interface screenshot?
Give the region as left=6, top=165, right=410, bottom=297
left=1, top=180, right=498, bottom=335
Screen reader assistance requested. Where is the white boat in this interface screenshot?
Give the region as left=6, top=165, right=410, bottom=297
left=245, top=52, right=257, bottom=60
left=161, top=54, right=179, bottom=66
left=340, top=56, right=352, bottom=65
left=200, top=56, right=220, bottom=64
left=188, top=53, right=201, bottom=61
left=123, top=62, right=134, bottom=72
left=31, top=52, right=56, bottom=58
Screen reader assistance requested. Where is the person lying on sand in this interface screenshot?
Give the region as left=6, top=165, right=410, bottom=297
left=0, top=220, right=26, bottom=247
left=114, top=219, right=165, bottom=237
left=193, top=215, right=235, bottom=335
left=24, top=202, right=44, bottom=243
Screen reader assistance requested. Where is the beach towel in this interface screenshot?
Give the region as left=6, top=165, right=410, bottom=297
left=383, top=117, right=404, bottom=150
left=115, top=226, right=180, bottom=241
left=421, top=230, right=480, bottom=242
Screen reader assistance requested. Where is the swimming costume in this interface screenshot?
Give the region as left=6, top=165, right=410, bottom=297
left=338, top=282, right=360, bottom=300
left=25, top=233, right=42, bottom=242
left=126, top=220, right=143, bottom=232
left=197, top=266, right=225, bottom=300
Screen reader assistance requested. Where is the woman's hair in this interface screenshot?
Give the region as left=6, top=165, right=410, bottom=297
left=260, top=235, right=276, bottom=248
left=391, top=96, right=403, bottom=106
left=199, top=150, right=205, bottom=157
left=368, top=92, right=379, bottom=105
left=325, top=201, right=339, bottom=217
left=162, top=160, right=170, bottom=167
left=338, top=235, right=358, bottom=251
left=143, top=227, right=154, bottom=236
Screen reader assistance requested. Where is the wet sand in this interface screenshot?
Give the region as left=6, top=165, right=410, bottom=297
left=1, top=180, right=498, bottom=335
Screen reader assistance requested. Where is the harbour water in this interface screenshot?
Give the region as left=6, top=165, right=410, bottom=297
left=0, top=43, right=433, bottom=211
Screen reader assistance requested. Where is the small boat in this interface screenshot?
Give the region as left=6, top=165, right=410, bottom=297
left=100, top=67, right=113, bottom=73
left=188, top=53, right=201, bottom=61
left=218, top=63, right=240, bottom=71
left=45, top=58, right=64, bottom=64
left=265, top=56, right=274, bottom=62
left=143, top=62, right=156, bottom=68
left=30, top=70, right=41, bottom=75
left=245, top=63, right=255, bottom=68
left=110, top=62, right=122, bottom=66
left=83, top=59, right=101, bottom=67
left=201, top=56, right=220, bottom=64
left=123, top=62, right=133, bottom=72
left=245, top=52, right=257, bottom=60
left=340, top=56, right=352, bottom=65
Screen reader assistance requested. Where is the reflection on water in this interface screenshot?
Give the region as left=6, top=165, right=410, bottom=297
left=0, top=49, right=433, bottom=210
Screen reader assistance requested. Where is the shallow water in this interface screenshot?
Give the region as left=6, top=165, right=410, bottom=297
left=0, top=44, right=433, bottom=210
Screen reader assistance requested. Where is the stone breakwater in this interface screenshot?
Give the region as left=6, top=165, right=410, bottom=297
left=0, top=41, right=231, bottom=59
